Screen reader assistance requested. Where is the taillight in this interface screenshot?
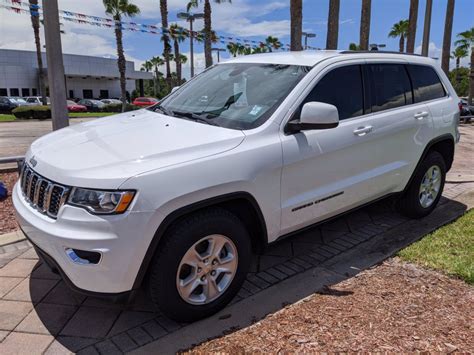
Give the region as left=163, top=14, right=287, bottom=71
left=458, top=102, right=463, bottom=112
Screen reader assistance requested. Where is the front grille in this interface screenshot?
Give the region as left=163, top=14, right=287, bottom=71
left=20, top=163, right=70, bottom=218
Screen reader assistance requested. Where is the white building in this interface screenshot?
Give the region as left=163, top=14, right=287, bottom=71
left=0, top=49, right=152, bottom=99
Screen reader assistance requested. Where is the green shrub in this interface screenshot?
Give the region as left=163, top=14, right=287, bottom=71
left=12, top=105, right=51, bottom=120
left=102, top=103, right=140, bottom=113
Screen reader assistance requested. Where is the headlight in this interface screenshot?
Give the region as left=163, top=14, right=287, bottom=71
left=68, top=188, right=135, bottom=214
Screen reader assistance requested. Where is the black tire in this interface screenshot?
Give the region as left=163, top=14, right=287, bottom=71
left=147, top=207, right=252, bottom=322
left=398, top=151, right=446, bottom=218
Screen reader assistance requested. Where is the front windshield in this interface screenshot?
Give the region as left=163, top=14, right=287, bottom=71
left=154, top=63, right=310, bottom=130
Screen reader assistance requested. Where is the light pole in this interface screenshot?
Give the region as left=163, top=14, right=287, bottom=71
left=302, top=32, right=316, bottom=50
left=369, top=43, right=386, bottom=51
left=177, top=11, right=204, bottom=78
left=212, top=48, right=226, bottom=62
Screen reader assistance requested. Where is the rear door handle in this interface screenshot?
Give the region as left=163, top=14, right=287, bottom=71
left=353, top=126, right=373, bottom=136
left=414, top=111, right=429, bottom=120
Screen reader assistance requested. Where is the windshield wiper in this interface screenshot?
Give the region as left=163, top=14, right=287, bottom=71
left=172, top=110, right=220, bottom=126
left=153, top=104, right=175, bottom=117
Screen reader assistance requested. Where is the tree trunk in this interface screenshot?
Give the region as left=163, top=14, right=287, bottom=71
left=399, top=35, right=405, bottom=52
left=469, top=48, right=474, bottom=106
left=174, top=40, right=181, bottom=84
left=290, top=0, right=302, bottom=51
left=406, top=0, right=419, bottom=53
left=160, top=0, right=171, bottom=86
left=29, top=0, right=47, bottom=104
left=455, top=57, right=461, bottom=88
left=204, top=0, right=213, bottom=68
left=359, top=0, right=371, bottom=50
left=326, top=0, right=340, bottom=50
left=154, top=67, right=159, bottom=96
left=421, top=0, right=433, bottom=56
left=441, top=0, right=455, bottom=75
left=114, top=20, right=127, bottom=112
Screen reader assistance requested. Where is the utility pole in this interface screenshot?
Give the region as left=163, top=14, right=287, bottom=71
left=421, top=0, right=433, bottom=57
left=43, top=0, right=68, bottom=130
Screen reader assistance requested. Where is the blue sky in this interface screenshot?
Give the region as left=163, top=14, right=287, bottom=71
left=0, top=0, right=472, bottom=78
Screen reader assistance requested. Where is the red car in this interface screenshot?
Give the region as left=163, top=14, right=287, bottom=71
left=133, top=97, right=159, bottom=107
left=67, top=100, right=87, bottom=112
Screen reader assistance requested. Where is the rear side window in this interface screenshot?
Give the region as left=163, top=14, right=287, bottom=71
left=368, top=64, right=412, bottom=113
left=302, top=65, right=364, bottom=120
left=406, top=64, right=446, bottom=102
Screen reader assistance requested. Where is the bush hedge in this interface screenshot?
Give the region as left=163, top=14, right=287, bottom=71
left=102, top=103, right=141, bottom=112
left=12, top=105, right=51, bottom=120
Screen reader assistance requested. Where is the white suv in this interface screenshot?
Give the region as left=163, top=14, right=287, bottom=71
left=13, top=51, right=460, bottom=321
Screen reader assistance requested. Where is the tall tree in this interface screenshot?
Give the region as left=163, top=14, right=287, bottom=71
left=349, top=42, right=361, bottom=50
left=188, top=0, right=231, bottom=69
left=169, top=24, right=188, bottom=85
left=441, top=0, right=455, bottom=75
left=451, top=46, right=468, bottom=89
left=28, top=0, right=47, bottom=105
left=150, top=56, right=164, bottom=96
left=421, top=0, right=433, bottom=56
left=103, top=0, right=140, bottom=112
left=160, top=0, right=172, bottom=86
left=388, top=20, right=409, bottom=52
left=265, top=36, right=282, bottom=52
left=455, top=27, right=474, bottom=104
left=326, top=0, right=340, bottom=50
left=359, top=0, right=371, bottom=50
left=226, top=42, right=241, bottom=57
left=290, top=0, right=303, bottom=51
left=141, top=60, right=153, bottom=72
left=406, top=0, right=419, bottom=53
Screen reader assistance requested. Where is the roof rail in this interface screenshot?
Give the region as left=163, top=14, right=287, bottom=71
left=340, top=50, right=424, bottom=57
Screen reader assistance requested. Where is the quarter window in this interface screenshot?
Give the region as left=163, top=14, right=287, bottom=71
left=407, top=64, right=446, bottom=102
left=368, top=64, right=412, bottom=113
left=302, top=65, right=364, bottom=120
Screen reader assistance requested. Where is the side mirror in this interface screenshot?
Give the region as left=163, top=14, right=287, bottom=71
left=285, top=102, right=339, bottom=134
left=171, top=86, right=180, bottom=94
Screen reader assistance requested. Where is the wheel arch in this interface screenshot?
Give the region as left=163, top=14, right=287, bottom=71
left=132, top=192, right=268, bottom=289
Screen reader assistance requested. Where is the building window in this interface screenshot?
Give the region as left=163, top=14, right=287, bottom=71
left=100, top=90, right=109, bottom=99
left=83, top=89, right=93, bottom=99
left=0, top=88, right=7, bottom=96
left=69, top=90, right=74, bottom=99
left=32, top=88, right=37, bottom=96
left=10, top=88, right=20, bottom=96
left=22, top=88, right=30, bottom=97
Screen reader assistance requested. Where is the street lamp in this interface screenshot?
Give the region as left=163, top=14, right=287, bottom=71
left=302, top=32, right=316, bottom=50
left=177, top=11, right=204, bottom=77
left=369, top=43, right=386, bottom=51
left=211, top=48, right=226, bottom=62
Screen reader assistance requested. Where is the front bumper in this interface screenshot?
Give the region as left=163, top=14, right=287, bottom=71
left=12, top=182, right=155, bottom=294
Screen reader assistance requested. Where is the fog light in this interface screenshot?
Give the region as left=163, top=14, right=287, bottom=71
left=65, top=248, right=101, bottom=265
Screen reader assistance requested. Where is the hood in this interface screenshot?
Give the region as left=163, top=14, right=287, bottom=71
left=28, top=110, right=245, bottom=188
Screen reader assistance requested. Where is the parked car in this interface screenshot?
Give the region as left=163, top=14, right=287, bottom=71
left=25, top=96, right=50, bottom=105
left=101, top=99, right=123, bottom=105
left=13, top=51, right=460, bottom=322
left=77, top=99, right=106, bottom=112
left=0, top=96, right=29, bottom=112
left=459, top=98, right=473, bottom=123
left=67, top=100, right=87, bottom=113
left=133, top=97, right=158, bottom=107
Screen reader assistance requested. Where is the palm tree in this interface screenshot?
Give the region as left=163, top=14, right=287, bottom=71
left=349, top=42, right=361, bottom=50
left=455, top=27, right=474, bottom=104
left=406, top=0, right=419, bottom=53
left=160, top=0, right=172, bottom=87
left=28, top=0, right=47, bottom=105
left=441, top=0, right=455, bottom=75
left=421, top=0, right=433, bottom=56
left=388, top=20, right=409, bottom=52
left=226, top=42, right=240, bottom=57
left=103, top=0, right=140, bottom=112
left=359, top=0, right=371, bottom=50
left=169, top=24, right=188, bottom=85
left=187, top=0, right=231, bottom=69
left=451, top=46, right=468, bottom=89
left=150, top=56, right=164, bottom=96
left=326, top=0, right=340, bottom=50
left=265, top=36, right=282, bottom=52
left=141, top=60, right=153, bottom=72
left=290, top=0, right=303, bottom=51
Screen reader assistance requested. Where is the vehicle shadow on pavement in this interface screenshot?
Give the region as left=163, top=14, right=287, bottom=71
left=26, top=194, right=468, bottom=354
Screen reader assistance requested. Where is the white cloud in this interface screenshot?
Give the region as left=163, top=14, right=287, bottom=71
left=415, top=42, right=470, bottom=69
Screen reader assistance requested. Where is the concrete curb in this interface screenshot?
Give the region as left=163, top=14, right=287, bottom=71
left=0, top=230, right=26, bottom=249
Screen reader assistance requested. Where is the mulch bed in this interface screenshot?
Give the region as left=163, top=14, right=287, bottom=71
left=190, top=258, right=474, bottom=353
left=0, top=172, right=19, bottom=234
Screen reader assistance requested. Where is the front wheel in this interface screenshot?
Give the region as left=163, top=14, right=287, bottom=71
left=147, top=208, right=252, bottom=322
left=398, top=151, right=446, bottom=218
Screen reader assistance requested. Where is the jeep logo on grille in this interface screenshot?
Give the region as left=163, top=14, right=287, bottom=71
left=29, top=156, right=37, bottom=167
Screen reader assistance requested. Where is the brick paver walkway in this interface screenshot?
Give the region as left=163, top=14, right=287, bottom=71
left=0, top=182, right=471, bottom=354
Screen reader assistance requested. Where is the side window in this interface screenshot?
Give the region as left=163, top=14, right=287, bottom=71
left=301, top=65, right=364, bottom=120
left=368, top=64, right=412, bottom=113
left=406, top=64, right=446, bottom=102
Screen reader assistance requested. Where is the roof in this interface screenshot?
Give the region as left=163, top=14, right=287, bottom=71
left=222, top=50, right=438, bottom=67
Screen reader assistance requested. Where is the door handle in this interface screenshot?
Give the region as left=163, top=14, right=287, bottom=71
left=414, top=111, right=429, bottom=120
left=353, top=126, right=373, bottom=136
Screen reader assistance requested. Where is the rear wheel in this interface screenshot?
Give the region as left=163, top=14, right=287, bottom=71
left=147, top=208, right=251, bottom=322
left=398, top=151, right=446, bottom=218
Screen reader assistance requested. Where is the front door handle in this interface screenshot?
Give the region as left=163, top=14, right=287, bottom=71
left=353, top=126, right=373, bottom=136
left=414, top=111, right=429, bottom=120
